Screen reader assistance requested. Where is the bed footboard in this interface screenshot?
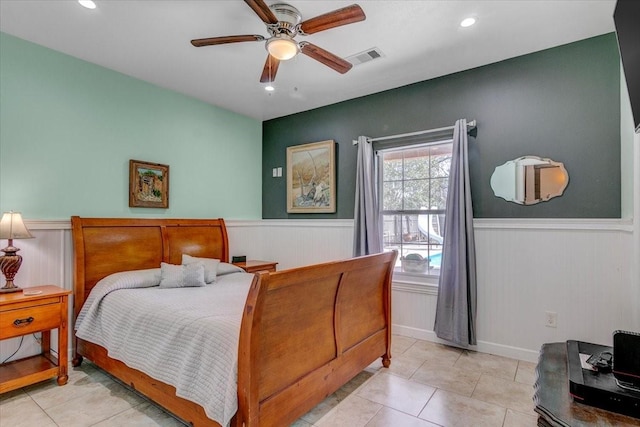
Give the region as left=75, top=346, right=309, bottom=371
left=236, top=251, right=397, bottom=427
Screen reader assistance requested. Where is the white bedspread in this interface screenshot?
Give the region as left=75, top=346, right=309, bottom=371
left=75, top=268, right=253, bottom=426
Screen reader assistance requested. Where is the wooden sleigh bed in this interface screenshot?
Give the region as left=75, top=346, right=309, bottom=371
left=71, top=216, right=397, bottom=427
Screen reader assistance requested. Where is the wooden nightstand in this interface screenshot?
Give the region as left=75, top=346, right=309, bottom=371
left=233, top=260, right=278, bottom=273
left=0, top=285, right=72, bottom=393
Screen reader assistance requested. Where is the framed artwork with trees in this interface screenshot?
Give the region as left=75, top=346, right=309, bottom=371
left=286, top=140, right=335, bottom=213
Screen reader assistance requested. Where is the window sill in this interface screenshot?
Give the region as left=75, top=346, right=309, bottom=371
left=391, top=272, right=439, bottom=295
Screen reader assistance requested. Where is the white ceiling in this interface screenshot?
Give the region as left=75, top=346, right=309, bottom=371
left=0, top=0, right=616, bottom=121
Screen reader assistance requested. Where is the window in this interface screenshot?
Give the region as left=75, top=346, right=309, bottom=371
left=379, top=140, right=452, bottom=279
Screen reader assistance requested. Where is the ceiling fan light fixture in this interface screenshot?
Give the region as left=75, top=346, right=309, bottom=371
left=266, top=35, right=299, bottom=60
left=191, top=1, right=366, bottom=82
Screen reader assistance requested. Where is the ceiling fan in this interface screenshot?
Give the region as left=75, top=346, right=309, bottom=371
left=191, top=0, right=366, bottom=83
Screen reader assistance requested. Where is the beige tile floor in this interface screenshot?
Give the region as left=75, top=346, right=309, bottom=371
left=0, top=336, right=538, bottom=427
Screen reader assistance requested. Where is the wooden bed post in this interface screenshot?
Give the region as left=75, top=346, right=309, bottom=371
left=236, top=272, right=267, bottom=427
left=71, top=216, right=85, bottom=367
left=383, top=251, right=395, bottom=368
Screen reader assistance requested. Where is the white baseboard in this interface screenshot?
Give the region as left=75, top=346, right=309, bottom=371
left=393, top=324, right=540, bottom=363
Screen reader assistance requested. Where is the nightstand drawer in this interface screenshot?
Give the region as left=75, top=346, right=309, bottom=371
left=0, top=303, right=60, bottom=339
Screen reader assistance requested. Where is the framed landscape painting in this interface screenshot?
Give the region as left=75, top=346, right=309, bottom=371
left=129, top=159, right=169, bottom=208
left=286, top=140, right=335, bottom=213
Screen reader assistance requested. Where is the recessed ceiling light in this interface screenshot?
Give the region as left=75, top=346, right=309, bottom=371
left=78, top=0, right=96, bottom=9
left=265, top=85, right=275, bottom=92
left=460, top=17, right=476, bottom=28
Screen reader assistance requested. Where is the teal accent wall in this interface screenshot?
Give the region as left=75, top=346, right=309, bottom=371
left=0, top=33, right=262, bottom=220
left=263, top=33, right=621, bottom=219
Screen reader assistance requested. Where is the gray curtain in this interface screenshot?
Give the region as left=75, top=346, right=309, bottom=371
left=353, top=136, right=382, bottom=256
left=434, top=119, right=477, bottom=347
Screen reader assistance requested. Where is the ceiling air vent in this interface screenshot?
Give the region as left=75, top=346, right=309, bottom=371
left=346, top=47, right=385, bottom=66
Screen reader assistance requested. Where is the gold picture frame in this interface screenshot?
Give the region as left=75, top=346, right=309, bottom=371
left=129, top=159, right=169, bottom=208
left=286, top=140, right=336, bottom=213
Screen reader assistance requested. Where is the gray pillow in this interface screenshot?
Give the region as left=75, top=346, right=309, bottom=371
left=159, top=262, right=206, bottom=288
left=182, top=254, right=220, bottom=284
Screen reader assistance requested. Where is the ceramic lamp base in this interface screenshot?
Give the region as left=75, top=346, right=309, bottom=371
left=0, top=248, right=24, bottom=293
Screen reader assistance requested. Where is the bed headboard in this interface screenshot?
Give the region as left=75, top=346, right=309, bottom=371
left=71, top=216, right=229, bottom=318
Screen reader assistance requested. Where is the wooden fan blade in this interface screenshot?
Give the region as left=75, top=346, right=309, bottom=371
left=191, top=35, right=264, bottom=47
left=299, top=4, right=365, bottom=35
left=244, top=0, right=278, bottom=25
left=300, top=43, right=352, bottom=74
left=260, top=55, right=280, bottom=83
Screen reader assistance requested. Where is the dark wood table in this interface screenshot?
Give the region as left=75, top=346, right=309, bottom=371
left=534, top=342, right=640, bottom=426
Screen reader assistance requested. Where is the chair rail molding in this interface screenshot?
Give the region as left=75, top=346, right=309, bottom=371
left=474, top=218, right=633, bottom=232
left=23, top=217, right=632, bottom=231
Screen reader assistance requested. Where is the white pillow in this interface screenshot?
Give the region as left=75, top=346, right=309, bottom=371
left=182, top=254, right=220, bottom=284
left=159, top=262, right=206, bottom=288
left=217, top=262, right=245, bottom=276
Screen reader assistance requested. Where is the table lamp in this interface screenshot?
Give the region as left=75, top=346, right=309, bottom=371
left=0, top=211, right=34, bottom=293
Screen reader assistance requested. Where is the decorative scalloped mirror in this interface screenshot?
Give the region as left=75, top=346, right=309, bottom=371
left=490, top=156, right=569, bottom=205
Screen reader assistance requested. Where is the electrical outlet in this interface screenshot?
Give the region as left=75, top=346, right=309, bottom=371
left=545, top=311, right=557, bottom=328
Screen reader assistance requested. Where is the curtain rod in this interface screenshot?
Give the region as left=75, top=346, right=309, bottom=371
left=353, top=119, right=476, bottom=145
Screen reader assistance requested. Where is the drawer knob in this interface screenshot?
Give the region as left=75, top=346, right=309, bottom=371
left=13, top=316, right=34, bottom=327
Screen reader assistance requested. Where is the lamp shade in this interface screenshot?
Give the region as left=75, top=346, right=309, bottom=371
left=0, top=212, right=34, bottom=240
left=266, top=35, right=299, bottom=60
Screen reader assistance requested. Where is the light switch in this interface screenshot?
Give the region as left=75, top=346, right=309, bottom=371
left=272, top=168, right=277, bottom=177
left=277, top=167, right=283, bottom=177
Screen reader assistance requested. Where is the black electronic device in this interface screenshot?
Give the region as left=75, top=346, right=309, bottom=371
left=232, top=255, right=246, bottom=263
left=614, top=0, right=640, bottom=133
left=585, top=350, right=613, bottom=373
left=613, top=330, right=640, bottom=392
left=567, top=340, right=640, bottom=419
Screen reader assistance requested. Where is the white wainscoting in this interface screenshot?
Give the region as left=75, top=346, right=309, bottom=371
left=226, top=219, right=354, bottom=270
left=394, top=219, right=636, bottom=362
left=1, top=218, right=636, bottom=365
left=475, top=219, right=635, bottom=361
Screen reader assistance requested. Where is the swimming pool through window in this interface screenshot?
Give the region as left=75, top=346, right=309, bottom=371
left=378, top=140, right=452, bottom=279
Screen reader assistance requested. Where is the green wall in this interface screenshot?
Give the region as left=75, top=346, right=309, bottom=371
left=263, top=33, right=621, bottom=219
left=0, top=33, right=262, bottom=220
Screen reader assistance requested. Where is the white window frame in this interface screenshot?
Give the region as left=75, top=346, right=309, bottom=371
left=377, top=138, right=453, bottom=287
